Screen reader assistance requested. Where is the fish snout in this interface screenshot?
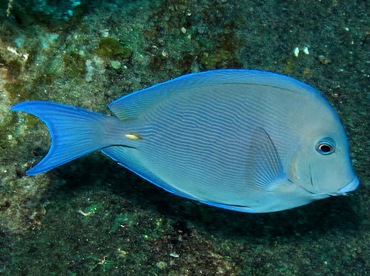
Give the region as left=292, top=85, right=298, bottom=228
left=337, top=175, right=360, bottom=195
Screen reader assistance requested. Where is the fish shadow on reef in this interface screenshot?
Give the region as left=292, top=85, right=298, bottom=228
left=51, top=153, right=361, bottom=241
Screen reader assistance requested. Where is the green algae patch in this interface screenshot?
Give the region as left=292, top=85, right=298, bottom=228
left=6, top=60, right=23, bottom=80
left=8, top=0, right=86, bottom=30
left=86, top=255, right=115, bottom=273
left=4, top=75, right=54, bottom=103
left=81, top=203, right=101, bottom=216
left=4, top=81, right=33, bottom=103
left=283, top=57, right=297, bottom=75
left=63, top=52, right=87, bottom=78
left=110, top=213, right=136, bottom=233
left=93, top=37, right=132, bottom=59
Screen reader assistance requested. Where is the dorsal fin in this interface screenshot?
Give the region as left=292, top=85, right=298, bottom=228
left=108, top=69, right=320, bottom=120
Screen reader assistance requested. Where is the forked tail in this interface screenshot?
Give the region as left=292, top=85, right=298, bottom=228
left=11, top=101, right=122, bottom=176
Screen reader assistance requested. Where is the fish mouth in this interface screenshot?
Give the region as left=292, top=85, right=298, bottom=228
left=306, top=165, right=359, bottom=197
left=337, top=176, right=360, bottom=194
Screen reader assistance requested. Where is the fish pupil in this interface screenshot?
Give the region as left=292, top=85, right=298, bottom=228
left=319, top=144, right=332, bottom=153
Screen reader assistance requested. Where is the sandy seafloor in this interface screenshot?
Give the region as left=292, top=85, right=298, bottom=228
left=0, top=0, right=369, bottom=275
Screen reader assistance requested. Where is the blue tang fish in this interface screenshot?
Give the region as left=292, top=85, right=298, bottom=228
left=11, top=70, right=359, bottom=213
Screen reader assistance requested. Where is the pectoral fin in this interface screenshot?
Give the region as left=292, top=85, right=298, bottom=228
left=246, top=127, right=287, bottom=191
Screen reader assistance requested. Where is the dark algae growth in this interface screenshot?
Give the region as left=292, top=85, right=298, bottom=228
left=0, top=0, right=369, bottom=275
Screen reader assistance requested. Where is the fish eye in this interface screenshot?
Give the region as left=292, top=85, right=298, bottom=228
left=316, top=138, right=336, bottom=155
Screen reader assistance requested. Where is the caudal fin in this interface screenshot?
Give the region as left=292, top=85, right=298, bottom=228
left=11, top=101, right=118, bottom=176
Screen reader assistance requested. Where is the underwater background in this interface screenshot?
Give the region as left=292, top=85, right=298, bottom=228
left=0, top=0, right=369, bottom=275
